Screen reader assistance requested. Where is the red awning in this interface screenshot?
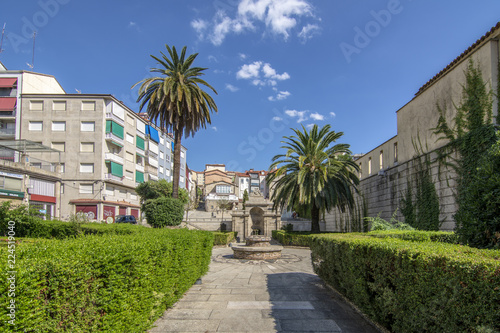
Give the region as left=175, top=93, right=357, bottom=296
left=0, top=98, right=16, bottom=111
left=0, top=78, right=17, bottom=88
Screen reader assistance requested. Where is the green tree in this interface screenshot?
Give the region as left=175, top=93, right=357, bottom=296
left=266, top=124, right=359, bottom=233
left=216, top=198, right=232, bottom=221
left=134, top=45, right=217, bottom=199
left=136, top=179, right=188, bottom=205
left=242, top=189, right=249, bottom=210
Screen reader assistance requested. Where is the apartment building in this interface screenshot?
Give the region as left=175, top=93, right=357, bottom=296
left=0, top=63, right=189, bottom=221
left=0, top=63, right=64, bottom=218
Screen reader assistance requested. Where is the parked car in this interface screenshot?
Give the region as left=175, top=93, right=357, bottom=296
left=115, top=215, right=138, bottom=224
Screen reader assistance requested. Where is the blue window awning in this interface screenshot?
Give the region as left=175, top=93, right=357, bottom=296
left=146, top=125, right=159, bottom=143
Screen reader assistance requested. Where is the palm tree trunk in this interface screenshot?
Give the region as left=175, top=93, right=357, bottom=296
left=172, top=128, right=183, bottom=199
left=311, top=204, right=321, bottom=233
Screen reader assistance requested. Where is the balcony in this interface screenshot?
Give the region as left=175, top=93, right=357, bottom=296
left=136, top=164, right=144, bottom=172
left=105, top=132, right=124, bottom=147
left=0, top=110, right=16, bottom=118
left=104, top=152, right=124, bottom=165
left=105, top=112, right=125, bottom=126
left=136, top=147, right=145, bottom=157
left=148, top=174, right=159, bottom=181
left=0, top=127, right=15, bottom=139
left=146, top=150, right=158, bottom=159
left=105, top=173, right=124, bottom=183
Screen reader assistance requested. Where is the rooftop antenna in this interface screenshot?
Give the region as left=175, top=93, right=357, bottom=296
left=0, top=23, right=5, bottom=54
left=26, top=31, right=36, bottom=69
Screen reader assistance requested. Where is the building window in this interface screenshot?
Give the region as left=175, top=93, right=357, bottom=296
left=80, top=142, right=94, bottom=152
left=160, top=151, right=164, bottom=159
left=51, top=142, right=65, bottom=152
left=379, top=150, right=383, bottom=170
left=81, top=121, right=95, bottom=132
left=160, top=137, right=165, bottom=145
left=180, top=151, right=185, bottom=159
left=180, top=176, right=184, bottom=183
left=359, top=163, right=362, bottom=179
left=79, top=184, right=93, bottom=194
left=159, top=166, right=164, bottom=174
left=165, top=169, right=170, bottom=177
left=136, top=155, right=143, bottom=165
left=394, top=142, right=398, bottom=163
left=52, top=101, right=66, bottom=111
left=60, top=163, right=65, bottom=173
left=61, top=184, right=64, bottom=194
left=368, top=157, right=372, bottom=175
left=81, top=101, right=96, bottom=111
left=52, top=121, right=66, bottom=131
left=216, top=185, right=231, bottom=194
left=126, top=133, right=134, bottom=144
left=29, top=121, right=43, bottom=131
left=125, top=170, right=133, bottom=180
left=126, top=115, right=134, bottom=126
left=126, top=151, right=134, bottom=162
left=29, top=101, right=43, bottom=111
left=80, top=163, right=94, bottom=173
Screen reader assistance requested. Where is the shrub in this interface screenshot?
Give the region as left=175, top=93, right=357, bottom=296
left=311, top=233, right=500, bottom=332
left=272, top=230, right=312, bottom=247
left=213, top=231, right=237, bottom=245
left=0, top=228, right=213, bottom=332
left=366, top=230, right=459, bottom=244
left=143, top=197, right=184, bottom=227
left=365, top=210, right=414, bottom=231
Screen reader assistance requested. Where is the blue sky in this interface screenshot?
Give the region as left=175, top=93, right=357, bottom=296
left=1, top=1, right=499, bottom=172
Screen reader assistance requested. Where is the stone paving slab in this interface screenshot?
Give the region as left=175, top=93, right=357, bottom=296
left=149, top=246, right=381, bottom=333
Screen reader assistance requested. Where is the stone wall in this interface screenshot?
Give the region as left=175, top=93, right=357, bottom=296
left=324, top=150, right=457, bottom=232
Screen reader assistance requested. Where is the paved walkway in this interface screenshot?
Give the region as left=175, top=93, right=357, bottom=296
left=149, top=246, right=380, bottom=333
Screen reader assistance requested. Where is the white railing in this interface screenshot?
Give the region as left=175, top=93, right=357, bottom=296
left=105, top=112, right=125, bottom=126
left=135, top=164, right=144, bottom=172
left=136, top=147, right=145, bottom=156
left=104, top=153, right=124, bottom=165
left=105, top=173, right=123, bottom=182
left=105, top=133, right=124, bottom=146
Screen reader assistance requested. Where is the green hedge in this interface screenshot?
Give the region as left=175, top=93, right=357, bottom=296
left=310, top=233, right=500, bottom=332
left=213, top=232, right=237, bottom=245
left=0, top=229, right=213, bottom=332
left=272, top=230, right=313, bottom=247
left=366, top=230, right=459, bottom=244
left=0, top=218, right=146, bottom=240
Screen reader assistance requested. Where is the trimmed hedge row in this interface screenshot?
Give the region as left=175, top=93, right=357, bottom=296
left=0, top=217, right=146, bottom=240
left=272, top=230, right=313, bottom=247
left=213, top=231, right=237, bottom=245
left=366, top=230, right=459, bottom=244
left=0, top=229, right=213, bottom=332
left=310, top=233, right=500, bottom=333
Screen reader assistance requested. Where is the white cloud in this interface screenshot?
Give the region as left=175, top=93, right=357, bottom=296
left=236, top=61, right=262, bottom=79
left=272, top=116, right=283, bottom=121
left=211, top=126, right=218, bottom=131
left=330, top=112, right=336, bottom=118
left=268, top=90, right=291, bottom=101
left=239, top=53, right=247, bottom=60
left=208, top=55, right=218, bottom=62
left=226, top=84, right=239, bottom=92
left=191, top=19, right=208, bottom=38
left=285, top=109, right=307, bottom=123
left=237, top=61, right=290, bottom=87
left=310, top=112, right=324, bottom=121
left=306, top=123, right=315, bottom=129
left=298, top=24, right=320, bottom=43
left=128, top=21, right=141, bottom=32
left=191, top=0, right=318, bottom=46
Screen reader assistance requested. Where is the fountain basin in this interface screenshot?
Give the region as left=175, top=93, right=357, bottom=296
left=232, top=245, right=283, bottom=260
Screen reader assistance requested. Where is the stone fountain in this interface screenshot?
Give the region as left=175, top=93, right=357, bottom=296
left=231, top=235, right=283, bottom=260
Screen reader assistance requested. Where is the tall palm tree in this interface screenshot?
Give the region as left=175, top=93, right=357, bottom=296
left=266, top=124, right=359, bottom=233
left=134, top=45, right=217, bottom=198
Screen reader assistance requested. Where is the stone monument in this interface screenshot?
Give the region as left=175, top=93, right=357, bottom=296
left=231, top=190, right=281, bottom=239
